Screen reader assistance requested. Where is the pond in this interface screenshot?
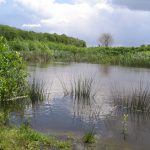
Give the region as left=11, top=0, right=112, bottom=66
left=3, top=63, right=150, bottom=150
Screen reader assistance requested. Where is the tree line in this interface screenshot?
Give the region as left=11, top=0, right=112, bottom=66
left=0, top=24, right=86, bottom=47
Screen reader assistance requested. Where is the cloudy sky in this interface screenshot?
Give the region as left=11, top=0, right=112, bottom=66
left=0, top=0, right=150, bottom=46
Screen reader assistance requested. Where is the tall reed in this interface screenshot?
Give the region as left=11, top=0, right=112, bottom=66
left=61, top=77, right=95, bottom=99
left=111, top=84, right=150, bottom=114
left=28, top=78, right=47, bottom=104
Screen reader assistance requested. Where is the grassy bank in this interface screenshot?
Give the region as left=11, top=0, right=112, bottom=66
left=8, top=38, right=150, bottom=68
left=0, top=126, right=71, bottom=150
left=0, top=37, right=71, bottom=149
left=19, top=41, right=150, bottom=68
left=0, top=24, right=150, bottom=68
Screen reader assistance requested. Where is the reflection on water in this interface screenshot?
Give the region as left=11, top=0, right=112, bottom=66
left=1, top=63, right=150, bottom=150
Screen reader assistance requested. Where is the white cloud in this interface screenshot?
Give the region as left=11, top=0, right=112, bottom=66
left=0, top=0, right=5, bottom=5
left=14, top=0, right=150, bottom=46
left=22, top=23, right=41, bottom=28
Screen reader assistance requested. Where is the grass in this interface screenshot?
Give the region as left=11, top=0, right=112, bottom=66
left=7, top=39, right=150, bottom=68
left=61, top=77, right=97, bottom=121
left=0, top=112, right=7, bottom=126
left=28, top=78, right=47, bottom=104
left=82, top=130, right=96, bottom=144
left=71, top=77, right=94, bottom=100
left=0, top=126, right=71, bottom=150
left=61, top=77, right=95, bottom=99
left=111, top=84, right=150, bottom=114
left=0, top=112, right=71, bottom=150
left=21, top=50, right=53, bottom=63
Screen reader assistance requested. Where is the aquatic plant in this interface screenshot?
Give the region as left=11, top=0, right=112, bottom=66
left=61, top=77, right=95, bottom=99
left=112, top=84, right=150, bottom=115
left=83, top=130, right=96, bottom=144
left=122, top=113, right=128, bottom=140
left=71, top=77, right=94, bottom=99
left=28, top=78, right=47, bottom=104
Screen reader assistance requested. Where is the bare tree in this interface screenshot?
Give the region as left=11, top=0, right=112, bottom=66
left=99, top=33, right=114, bottom=47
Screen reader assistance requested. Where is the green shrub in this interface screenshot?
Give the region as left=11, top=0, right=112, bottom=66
left=9, top=38, right=29, bottom=51
left=0, top=36, right=27, bottom=101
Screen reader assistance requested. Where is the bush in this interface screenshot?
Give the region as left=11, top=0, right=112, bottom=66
left=9, top=38, right=29, bottom=51
left=0, top=36, right=27, bottom=100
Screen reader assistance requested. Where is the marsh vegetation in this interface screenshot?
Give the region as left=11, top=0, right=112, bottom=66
left=61, top=77, right=95, bottom=99
left=111, top=84, right=150, bottom=115
left=28, top=78, right=48, bottom=104
left=1, top=25, right=150, bottom=150
left=1, top=25, right=150, bottom=68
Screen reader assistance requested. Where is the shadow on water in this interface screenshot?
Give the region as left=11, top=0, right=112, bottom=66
left=0, top=77, right=51, bottom=126
left=0, top=98, right=29, bottom=125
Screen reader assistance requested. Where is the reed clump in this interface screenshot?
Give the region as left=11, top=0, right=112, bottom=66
left=61, top=77, right=95, bottom=100
left=83, top=130, right=96, bottom=144
left=28, top=78, right=46, bottom=104
left=112, top=85, right=150, bottom=114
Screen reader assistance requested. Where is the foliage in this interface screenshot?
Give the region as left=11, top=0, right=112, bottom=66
left=0, top=36, right=27, bottom=100
left=0, top=126, right=71, bottom=150
left=0, top=112, right=7, bottom=126
left=1, top=24, right=150, bottom=68
left=7, top=40, right=150, bottom=67
left=0, top=24, right=86, bottom=47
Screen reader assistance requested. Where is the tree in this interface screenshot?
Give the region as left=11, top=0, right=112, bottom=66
left=99, top=33, right=114, bottom=47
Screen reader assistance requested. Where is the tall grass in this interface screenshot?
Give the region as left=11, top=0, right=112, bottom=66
left=111, top=84, right=150, bottom=115
left=83, top=129, right=96, bottom=144
left=0, top=125, right=71, bottom=150
left=60, top=77, right=99, bottom=121
left=7, top=38, right=150, bottom=67
left=61, top=77, right=95, bottom=99
left=28, top=78, right=47, bottom=104
left=21, top=50, right=53, bottom=63
left=71, top=78, right=94, bottom=99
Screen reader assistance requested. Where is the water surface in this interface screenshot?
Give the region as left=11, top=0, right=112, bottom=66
left=7, top=63, right=150, bottom=150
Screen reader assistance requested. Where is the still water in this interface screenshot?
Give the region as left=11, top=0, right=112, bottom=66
left=8, top=63, right=150, bottom=149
